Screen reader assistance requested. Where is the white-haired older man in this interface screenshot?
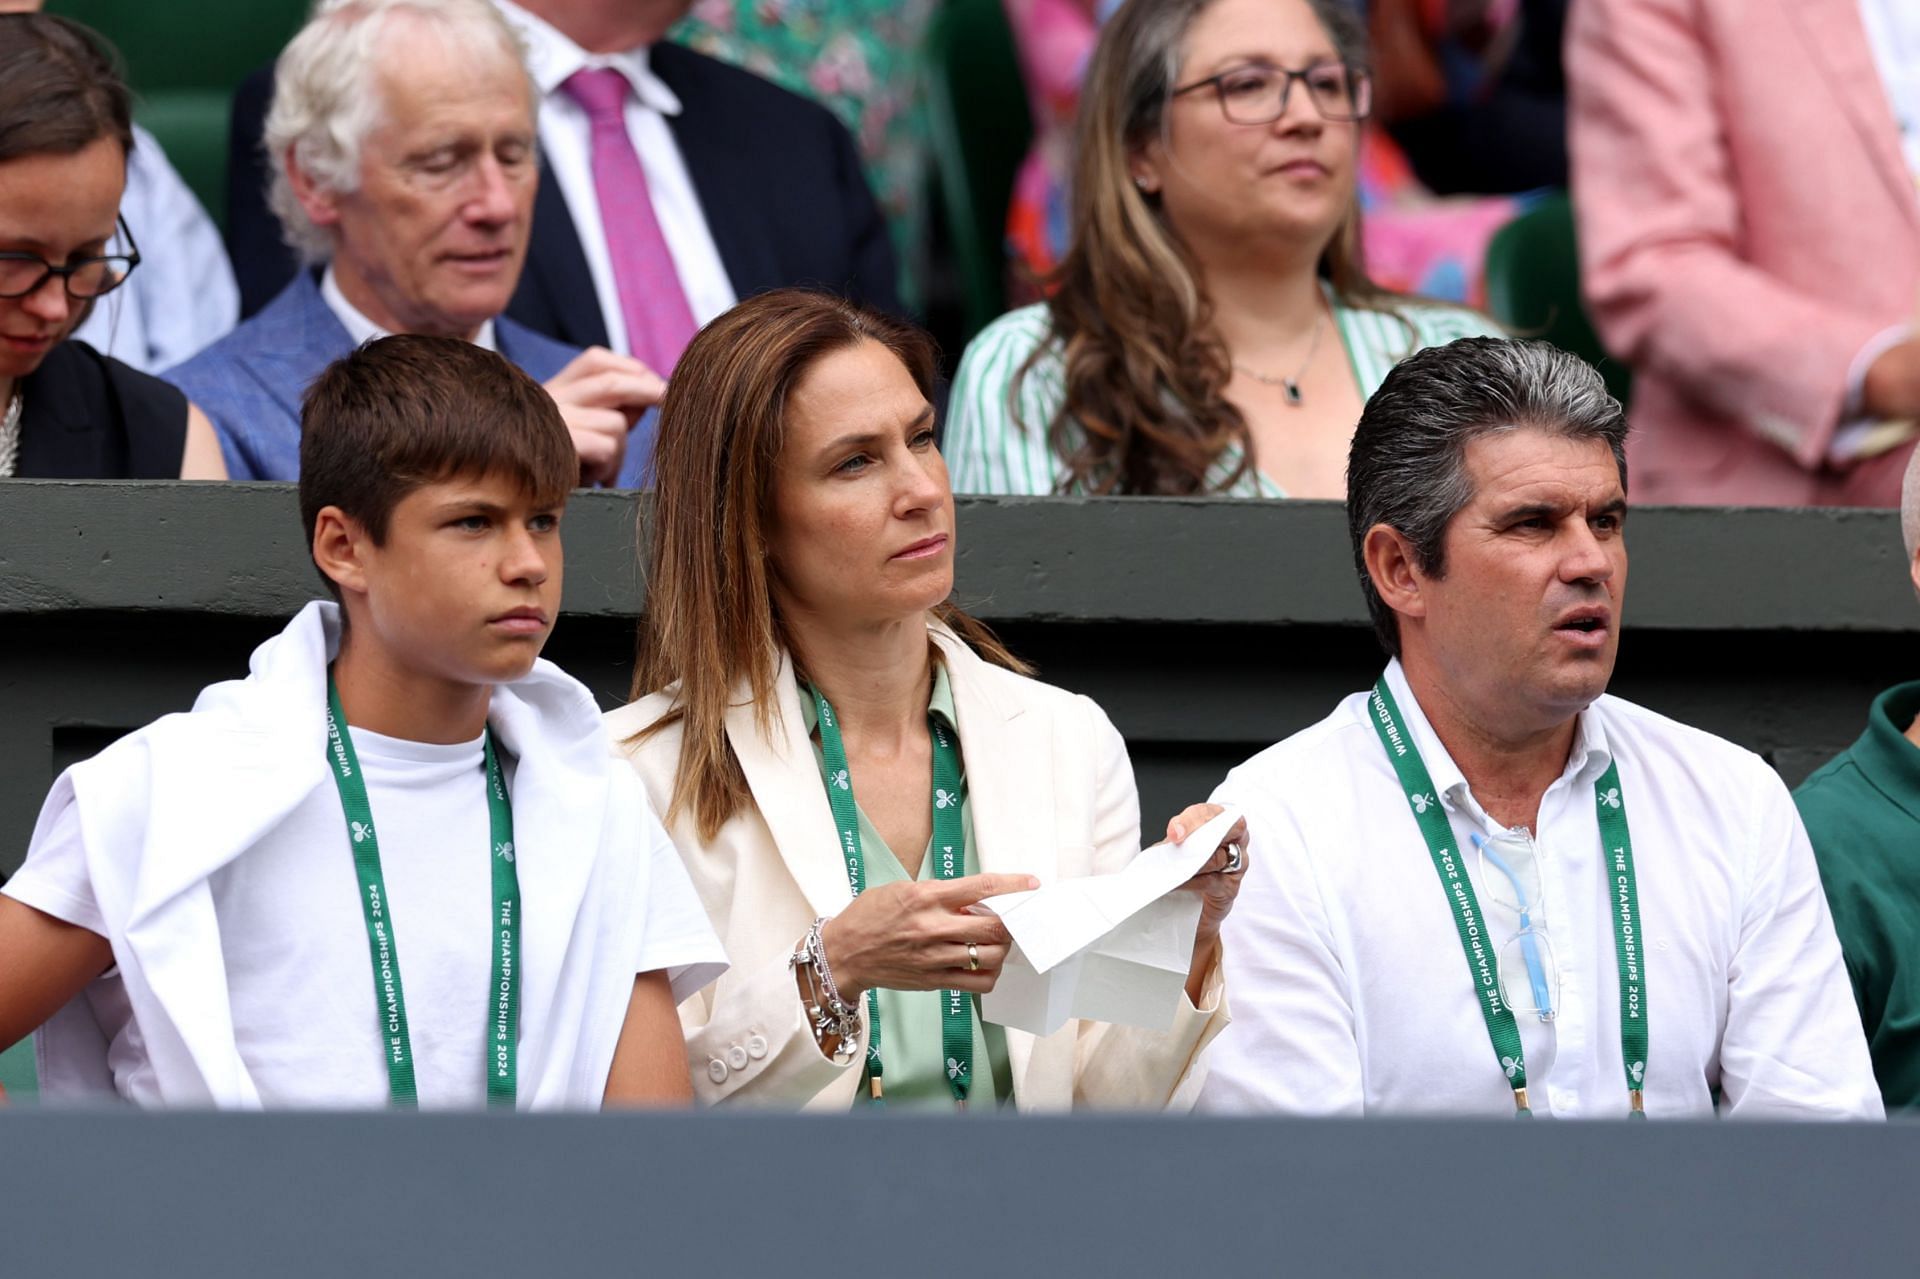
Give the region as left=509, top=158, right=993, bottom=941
left=166, top=0, right=659, bottom=485
left=1796, top=448, right=1920, bottom=1111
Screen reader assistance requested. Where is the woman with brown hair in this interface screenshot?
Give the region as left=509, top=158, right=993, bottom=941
left=945, top=0, right=1497, bottom=498
left=605, top=287, right=1245, bottom=1110
left=0, top=12, right=225, bottom=478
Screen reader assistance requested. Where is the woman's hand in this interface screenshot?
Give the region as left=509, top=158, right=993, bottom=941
left=820, top=872, right=1038, bottom=1001
left=1165, top=803, right=1249, bottom=1004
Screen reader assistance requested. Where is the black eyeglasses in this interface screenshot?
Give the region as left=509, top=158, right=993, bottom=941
left=0, top=215, right=142, bottom=301
left=1171, top=61, right=1373, bottom=125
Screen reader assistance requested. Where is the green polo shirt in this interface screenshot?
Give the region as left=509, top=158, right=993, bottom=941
left=1795, top=680, right=1920, bottom=1109
left=801, top=664, right=1015, bottom=1111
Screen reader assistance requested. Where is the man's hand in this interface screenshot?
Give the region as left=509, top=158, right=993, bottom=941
left=1861, top=338, right=1920, bottom=423
left=542, top=347, right=666, bottom=487
left=1166, top=804, right=1249, bottom=945
left=1166, top=803, right=1249, bottom=1006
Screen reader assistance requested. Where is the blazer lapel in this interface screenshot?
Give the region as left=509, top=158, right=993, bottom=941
left=934, top=628, right=1057, bottom=1098
left=513, top=160, right=610, bottom=350
left=1786, top=0, right=1920, bottom=224
left=252, top=273, right=352, bottom=426
left=939, top=634, right=1056, bottom=887
left=651, top=43, right=774, bottom=297
left=726, top=653, right=856, bottom=919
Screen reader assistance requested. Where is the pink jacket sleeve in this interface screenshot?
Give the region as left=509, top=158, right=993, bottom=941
left=1568, top=0, right=1891, bottom=468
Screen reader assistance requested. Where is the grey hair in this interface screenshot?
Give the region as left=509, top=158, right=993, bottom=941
left=264, top=0, right=533, bottom=264
left=1902, top=444, right=1920, bottom=567
left=1346, top=337, right=1631, bottom=658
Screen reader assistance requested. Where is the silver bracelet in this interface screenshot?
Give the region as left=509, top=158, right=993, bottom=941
left=791, top=917, right=861, bottom=1058
left=806, top=917, right=854, bottom=1019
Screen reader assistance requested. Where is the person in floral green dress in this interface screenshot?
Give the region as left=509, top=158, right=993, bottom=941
left=674, top=0, right=936, bottom=309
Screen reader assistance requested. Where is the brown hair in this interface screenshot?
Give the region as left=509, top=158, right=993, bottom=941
left=633, top=288, right=1028, bottom=840
left=0, top=14, right=134, bottom=164
left=1019, top=0, right=1405, bottom=495
left=298, top=335, right=577, bottom=595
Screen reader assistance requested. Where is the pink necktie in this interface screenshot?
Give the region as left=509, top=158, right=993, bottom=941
left=560, top=66, right=699, bottom=374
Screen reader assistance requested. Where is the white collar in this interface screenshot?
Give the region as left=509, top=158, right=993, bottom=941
left=320, top=265, right=499, bottom=353
left=1380, top=658, right=1613, bottom=829
left=494, top=0, right=682, bottom=115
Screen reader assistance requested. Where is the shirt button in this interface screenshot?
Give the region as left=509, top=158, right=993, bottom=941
left=707, top=1058, right=729, bottom=1085
left=726, top=1044, right=750, bottom=1071
left=746, top=1034, right=770, bottom=1060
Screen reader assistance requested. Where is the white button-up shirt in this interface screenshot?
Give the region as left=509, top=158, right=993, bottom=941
left=494, top=0, right=737, bottom=358
left=320, top=267, right=497, bottom=352
left=1197, top=660, right=1882, bottom=1120
left=1861, top=0, right=1920, bottom=182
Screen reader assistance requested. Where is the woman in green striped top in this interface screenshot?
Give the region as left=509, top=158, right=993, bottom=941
left=946, top=0, right=1501, bottom=498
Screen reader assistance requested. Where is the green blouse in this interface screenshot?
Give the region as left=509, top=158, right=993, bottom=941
left=801, top=662, right=1016, bottom=1110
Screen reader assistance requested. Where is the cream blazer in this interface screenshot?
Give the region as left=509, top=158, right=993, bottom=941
left=604, top=623, right=1228, bottom=1111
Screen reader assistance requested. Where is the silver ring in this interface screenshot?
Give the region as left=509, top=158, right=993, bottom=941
left=966, top=942, right=981, bottom=972
left=1221, top=844, right=1245, bottom=875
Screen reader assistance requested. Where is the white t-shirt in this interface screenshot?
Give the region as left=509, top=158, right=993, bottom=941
left=6, top=726, right=715, bottom=1108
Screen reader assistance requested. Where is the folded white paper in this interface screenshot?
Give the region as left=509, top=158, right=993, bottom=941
left=974, top=807, right=1242, bottom=1037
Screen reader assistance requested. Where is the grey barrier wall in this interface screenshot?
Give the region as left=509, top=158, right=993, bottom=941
left=3, top=1111, right=1918, bottom=1277
left=1, top=480, right=1916, bottom=878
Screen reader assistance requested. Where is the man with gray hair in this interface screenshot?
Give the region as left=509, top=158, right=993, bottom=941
left=1197, top=337, right=1879, bottom=1119
left=1794, top=448, right=1920, bottom=1110
left=165, top=0, right=660, bottom=485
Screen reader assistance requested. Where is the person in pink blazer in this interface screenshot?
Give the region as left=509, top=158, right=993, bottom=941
left=1569, top=0, right=1920, bottom=506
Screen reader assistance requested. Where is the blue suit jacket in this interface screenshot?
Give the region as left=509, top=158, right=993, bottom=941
left=162, top=270, right=613, bottom=482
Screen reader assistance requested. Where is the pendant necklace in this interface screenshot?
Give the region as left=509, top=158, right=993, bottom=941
left=1233, top=305, right=1327, bottom=407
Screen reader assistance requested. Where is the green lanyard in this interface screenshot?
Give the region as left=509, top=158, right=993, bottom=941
left=808, top=683, right=971, bottom=1108
left=1368, top=677, right=1649, bottom=1118
left=324, top=676, right=521, bottom=1110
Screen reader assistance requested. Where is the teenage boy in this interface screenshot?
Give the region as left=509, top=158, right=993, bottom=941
left=0, top=335, right=724, bottom=1108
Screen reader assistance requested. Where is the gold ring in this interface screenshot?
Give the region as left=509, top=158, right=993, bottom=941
left=967, top=942, right=981, bottom=972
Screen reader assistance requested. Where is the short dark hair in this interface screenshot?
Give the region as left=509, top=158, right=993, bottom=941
left=1346, top=336, right=1630, bottom=658
left=299, top=335, right=576, bottom=596
left=0, top=14, right=134, bottom=165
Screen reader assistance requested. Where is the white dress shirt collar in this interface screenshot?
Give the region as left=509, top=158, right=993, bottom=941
left=496, top=0, right=682, bottom=116
left=488, top=0, right=736, bottom=350
left=1196, top=666, right=1882, bottom=1120
left=1858, top=0, right=1920, bottom=181
left=320, top=265, right=498, bottom=353
left=1379, top=657, right=1613, bottom=830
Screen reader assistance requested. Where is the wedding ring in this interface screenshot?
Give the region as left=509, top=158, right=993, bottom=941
left=1221, top=844, right=1246, bottom=875
left=966, top=942, right=981, bottom=972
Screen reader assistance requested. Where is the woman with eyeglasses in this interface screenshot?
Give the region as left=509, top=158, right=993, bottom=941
left=0, top=13, right=226, bottom=479
left=946, top=0, right=1498, bottom=498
